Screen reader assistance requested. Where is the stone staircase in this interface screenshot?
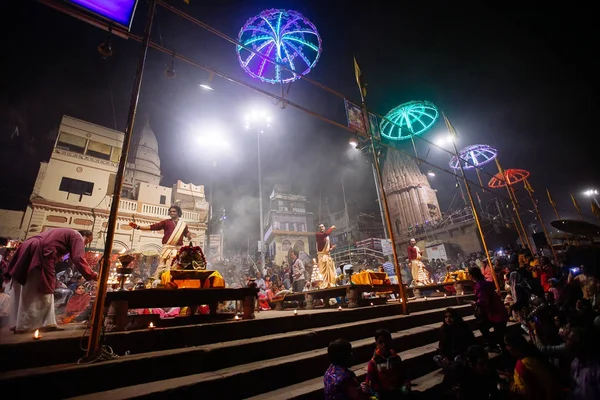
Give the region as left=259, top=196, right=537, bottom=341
left=0, top=295, right=508, bottom=399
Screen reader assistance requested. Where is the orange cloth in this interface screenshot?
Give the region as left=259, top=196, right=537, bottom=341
left=351, top=271, right=389, bottom=286
left=163, top=270, right=225, bottom=288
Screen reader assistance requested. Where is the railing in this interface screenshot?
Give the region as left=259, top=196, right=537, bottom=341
left=106, top=197, right=203, bottom=222
left=332, top=246, right=385, bottom=265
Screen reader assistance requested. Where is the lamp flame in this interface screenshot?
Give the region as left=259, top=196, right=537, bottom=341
left=148, top=322, right=155, bottom=329
left=33, top=329, right=41, bottom=340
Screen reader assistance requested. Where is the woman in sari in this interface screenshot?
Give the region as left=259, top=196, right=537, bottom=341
left=255, top=272, right=271, bottom=311
left=504, top=331, right=562, bottom=400
left=60, top=285, right=91, bottom=324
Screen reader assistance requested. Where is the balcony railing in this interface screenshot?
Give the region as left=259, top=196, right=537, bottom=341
left=106, top=197, right=203, bottom=222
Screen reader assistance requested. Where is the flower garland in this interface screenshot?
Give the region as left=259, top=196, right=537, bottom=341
left=171, top=244, right=207, bottom=270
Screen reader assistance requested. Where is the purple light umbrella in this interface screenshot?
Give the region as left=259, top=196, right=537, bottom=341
left=236, top=9, right=322, bottom=84
left=449, top=144, right=498, bottom=189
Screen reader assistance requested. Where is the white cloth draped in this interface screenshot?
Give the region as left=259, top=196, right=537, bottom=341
left=9, top=268, right=57, bottom=332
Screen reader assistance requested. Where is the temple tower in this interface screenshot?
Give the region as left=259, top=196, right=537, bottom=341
left=381, top=149, right=441, bottom=239
left=125, top=119, right=162, bottom=188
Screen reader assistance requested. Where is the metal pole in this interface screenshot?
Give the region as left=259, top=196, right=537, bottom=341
left=206, top=166, right=213, bottom=261
left=524, top=179, right=559, bottom=265
left=257, top=128, right=266, bottom=274
left=371, top=163, right=388, bottom=239
left=341, top=176, right=352, bottom=247
left=359, top=105, right=408, bottom=313
left=86, top=0, right=157, bottom=360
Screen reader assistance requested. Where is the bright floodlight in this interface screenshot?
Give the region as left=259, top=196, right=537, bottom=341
left=196, top=134, right=229, bottom=149
left=199, top=83, right=214, bottom=91
left=584, top=189, right=599, bottom=196
left=349, top=138, right=358, bottom=148
left=245, top=110, right=272, bottom=131
left=435, top=135, right=454, bottom=147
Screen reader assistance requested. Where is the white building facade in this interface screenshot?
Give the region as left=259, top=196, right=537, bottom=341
left=21, top=115, right=208, bottom=254
left=263, top=184, right=314, bottom=266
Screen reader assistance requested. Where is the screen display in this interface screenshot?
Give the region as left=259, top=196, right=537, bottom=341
left=67, top=0, right=138, bottom=29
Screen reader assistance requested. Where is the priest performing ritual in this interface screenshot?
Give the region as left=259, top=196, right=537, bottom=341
left=315, top=224, right=337, bottom=288
left=129, top=205, right=192, bottom=283
left=7, top=229, right=98, bottom=333
left=408, top=238, right=432, bottom=286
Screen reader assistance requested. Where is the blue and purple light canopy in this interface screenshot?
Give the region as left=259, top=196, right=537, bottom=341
left=236, top=9, right=322, bottom=84
left=68, top=0, right=138, bottom=29
left=380, top=100, right=439, bottom=141
left=449, top=144, right=498, bottom=170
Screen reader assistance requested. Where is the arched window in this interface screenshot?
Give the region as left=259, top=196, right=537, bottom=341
left=294, top=240, right=305, bottom=252
left=395, top=218, right=401, bottom=236
left=282, top=240, right=292, bottom=252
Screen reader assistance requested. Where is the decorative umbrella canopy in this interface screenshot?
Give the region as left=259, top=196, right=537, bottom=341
left=380, top=100, right=439, bottom=141
left=550, top=219, right=600, bottom=237
left=449, top=144, right=498, bottom=170
left=488, top=169, right=530, bottom=188
left=236, top=9, right=322, bottom=84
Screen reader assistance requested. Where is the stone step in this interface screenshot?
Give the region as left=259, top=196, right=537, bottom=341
left=1, top=301, right=400, bottom=371
left=1, top=303, right=474, bottom=399
left=246, top=323, right=515, bottom=400
left=0, top=297, right=470, bottom=373
left=65, top=314, right=484, bottom=399
left=5, top=296, right=471, bottom=372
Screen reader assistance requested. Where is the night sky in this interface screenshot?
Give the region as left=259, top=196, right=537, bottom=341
left=1, top=0, right=598, bottom=249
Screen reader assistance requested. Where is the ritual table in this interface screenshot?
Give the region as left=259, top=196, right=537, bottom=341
left=347, top=271, right=394, bottom=308
left=105, top=287, right=259, bottom=331
left=169, top=270, right=225, bottom=289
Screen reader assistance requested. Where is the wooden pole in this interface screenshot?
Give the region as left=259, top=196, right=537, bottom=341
left=495, top=159, right=534, bottom=253
left=357, top=98, right=408, bottom=314
left=444, top=115, right=500, bottom=292
left=524, top=179, right=559, bottom=265
left=86, top=0, right=157, bottom=360
left=547, top=189, right=570, bottom=245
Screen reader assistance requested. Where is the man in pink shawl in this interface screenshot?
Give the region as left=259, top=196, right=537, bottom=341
left=7, top=229, right=98, bottom=333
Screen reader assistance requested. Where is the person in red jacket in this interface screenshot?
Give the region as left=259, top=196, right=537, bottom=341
left=468, top=266, right=508, bottom=353
left=363, top=329, right=411, bottom=398
left=7, top=229, right=97, bottom=333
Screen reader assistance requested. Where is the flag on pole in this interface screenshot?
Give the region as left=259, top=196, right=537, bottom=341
left=570, top=193, right=582, bottom=217
left=546, top=189, right=556, bottom=208
left=524, top=179, right=534, bottom=193
left=592, top=200, right=600, bottom=220
left=353, top=57, right=367, bottom=99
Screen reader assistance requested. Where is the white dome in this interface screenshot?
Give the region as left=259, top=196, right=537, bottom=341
left=130, top=120, right=162, bottom=185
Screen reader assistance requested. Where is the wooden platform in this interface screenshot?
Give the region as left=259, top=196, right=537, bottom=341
left=270, top=283, right=406, bottom=310
left=105, top=287, right=259, bottom=331
left=406, top=280, right=474, bottom=298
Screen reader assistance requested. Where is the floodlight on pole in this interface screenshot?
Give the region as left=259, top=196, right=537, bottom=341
left=245, top=110, right=272, bottom=274
left=199, top=72, right=215, bottom=90
left=349, top=137, right=358, bottom=148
